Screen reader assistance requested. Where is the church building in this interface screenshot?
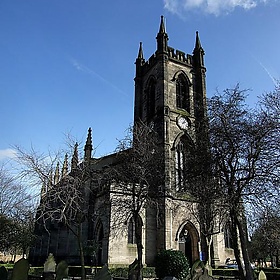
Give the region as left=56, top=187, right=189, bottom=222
left=29, top=16, right=234, bottom=268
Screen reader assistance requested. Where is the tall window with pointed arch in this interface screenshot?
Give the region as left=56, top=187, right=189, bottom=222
left=175, top=136, right=193, bottom=192
left=175, top=141, right=185, bottom=191
left=176, top=74, right=190, bottom=112
left=224, top=222, right=233, bottom=249
left=128, top=215, right=143, bottom=244
left=146, top=78, right=156, bottom=121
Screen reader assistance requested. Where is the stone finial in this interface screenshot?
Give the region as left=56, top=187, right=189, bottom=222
left=62, top=154, right=68, bottom=177
left=41, top=181, right=47, bottom=199
left=54, top=162, right=60, bottom=184
left=159, top=15, right=166, bottom=34
left=193, top=31, right=205, bottom=66
left=84, top=127, right=93, bottom=161
left=71, top=142, right=79, bottom=171
left=137, top=42, right=144, bottom=60
left=156, top=15, right=168, bottom=54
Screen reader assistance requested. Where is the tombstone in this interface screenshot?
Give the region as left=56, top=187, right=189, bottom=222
left=191, top=260, right=204, bottom=280
left=258, top=270, right=267, bottom=280
left=93, top=264, right=112, bottom=280
left=198, top=268, right=214, bottom=280
left=128, top=258, right=141, bottom=280
left=11, top=258, right=30, bottom=280
left=205, top=263, right=212, bottom=276
left=55, top=260, right=68, bottom=280
left=44, top=253, right=56, bottom=280
left=163, top=277, right=178, bottom=280
left=0, top=266, right=8, bottom=280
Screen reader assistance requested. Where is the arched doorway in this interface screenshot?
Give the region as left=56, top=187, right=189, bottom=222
left=176, top=221, right=199, bottom=264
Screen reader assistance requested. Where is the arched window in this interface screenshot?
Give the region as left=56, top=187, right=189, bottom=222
left=175, top=136, right=194, bottom=192
left=176, top=74, right=190, bottom=112
left=175, top=141, right=185, bottom=191
left=147, top=79, right=156, bottom=120
left=224, top=222, right=233, bottom=249
left=95, top=221, right=104, bottom=265
left=128, top=216, right=143, bottom=244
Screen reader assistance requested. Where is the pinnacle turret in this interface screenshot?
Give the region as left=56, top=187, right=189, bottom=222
left=84, top=127, right=93, bottom=161
left=156, top=16, right=168, bottom=55
left=54, top=162, right=60, bottom=184
left=193, top=31, right=205, bottom=66
left=62, top=154, right=68, bottom=177
left=135, top=42, right=145, bottom=76
left=71, top=142, right=79, bottom=171
left=137, top=42, right=144, bottom=60
left=40, top=181, right=47, bottom=199
left=159, top=15, right=166, bottom=34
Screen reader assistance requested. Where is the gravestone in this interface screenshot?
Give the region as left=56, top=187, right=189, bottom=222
left=163, top=277, right=178, bottom=280
left=205, top=263, right=212, bottom=276
left=55, top=260, right=68, bottom=280
left=128, top=259, right=141, bottom=280
left=191, top=260, right=204, bottom=280
left=0, top=266, right=8, bottom=280
left=198, top=268, right=213, bottom=280
left=44, top=253, right=56, bottom=280
left=93, top=264, right=112, bottom=280
left=258, top=270, right=267, bottom=280
left=11, top=258, right=29, bottom=280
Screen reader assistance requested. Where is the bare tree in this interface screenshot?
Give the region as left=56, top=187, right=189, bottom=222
left=107, top=122, right=164, bottom=280
left=0, top=165, right=35, bottom=259
left=207, top=84, right=280, bottom=280
left=251, top=205, right=280, bottom=268
left=14, top=144, right=91, bottom=280
left=0, top=165, right=34, bottom=217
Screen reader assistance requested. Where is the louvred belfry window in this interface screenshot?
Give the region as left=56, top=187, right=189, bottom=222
left=176, top=74, right=190, bottom=112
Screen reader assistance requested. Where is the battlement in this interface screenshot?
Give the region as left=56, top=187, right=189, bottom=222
left=167, top=47, right=193, bottom=65
left=141, top=46, right=193, bottom=73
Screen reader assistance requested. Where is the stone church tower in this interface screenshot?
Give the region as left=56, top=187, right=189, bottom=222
left=133, top=16, right=208, bottom=265
left=29, top=16, right=233, bottom=268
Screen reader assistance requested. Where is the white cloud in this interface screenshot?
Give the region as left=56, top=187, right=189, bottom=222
left=0, top=148, right=17, bottom=160
left=164, top=0, right=268, bottom=15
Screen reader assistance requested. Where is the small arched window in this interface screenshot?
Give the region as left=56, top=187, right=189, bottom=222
left=128, top=216, right=143, bottom=244
left=176, top=74, right=190, bottom=112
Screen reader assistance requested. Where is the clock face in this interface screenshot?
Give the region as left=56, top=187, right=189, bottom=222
left=177, top=116, right=189, bottom=130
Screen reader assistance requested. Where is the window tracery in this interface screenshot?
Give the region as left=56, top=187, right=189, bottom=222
left=176, top=74, right=190, bottom=112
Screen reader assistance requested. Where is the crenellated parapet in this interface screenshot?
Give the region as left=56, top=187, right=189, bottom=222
left=139, top=46, right=193, bottom=75
left=168, top=47, right=193, bottom=65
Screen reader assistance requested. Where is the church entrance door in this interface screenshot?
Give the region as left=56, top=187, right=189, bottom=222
left=177, top=222, right=199, bottom=264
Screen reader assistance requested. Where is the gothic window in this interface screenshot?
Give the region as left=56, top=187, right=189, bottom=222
left=176, top=74, right=190, bottom=112
left=128, top=216, right=143, bottom=244
left=95, top=221, right=104, bottom=265
left=147, top=79, right=156, bottom=121
left=175, top=141, right=185, bottom=191
left=224, top=223, right=233, bottom=249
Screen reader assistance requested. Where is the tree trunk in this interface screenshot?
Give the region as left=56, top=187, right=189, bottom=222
left=77, top=223, right=86, bottom=280
left=230, top=209, right=246, bottom=280
left=135, top=212, right=143, bottom=280
left=207, top=235, right=213, bottom=267
left=236, top=214, right=254, bottom=280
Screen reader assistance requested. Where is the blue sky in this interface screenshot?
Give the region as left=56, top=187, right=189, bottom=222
left=0, top=0, right=279, bottom=162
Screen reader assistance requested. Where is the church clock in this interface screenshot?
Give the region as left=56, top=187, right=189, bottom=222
left=177, top=116, right=190, bottom=130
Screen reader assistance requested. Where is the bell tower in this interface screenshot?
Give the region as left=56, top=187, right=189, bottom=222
left=134, top=16, right=207, bottom=194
